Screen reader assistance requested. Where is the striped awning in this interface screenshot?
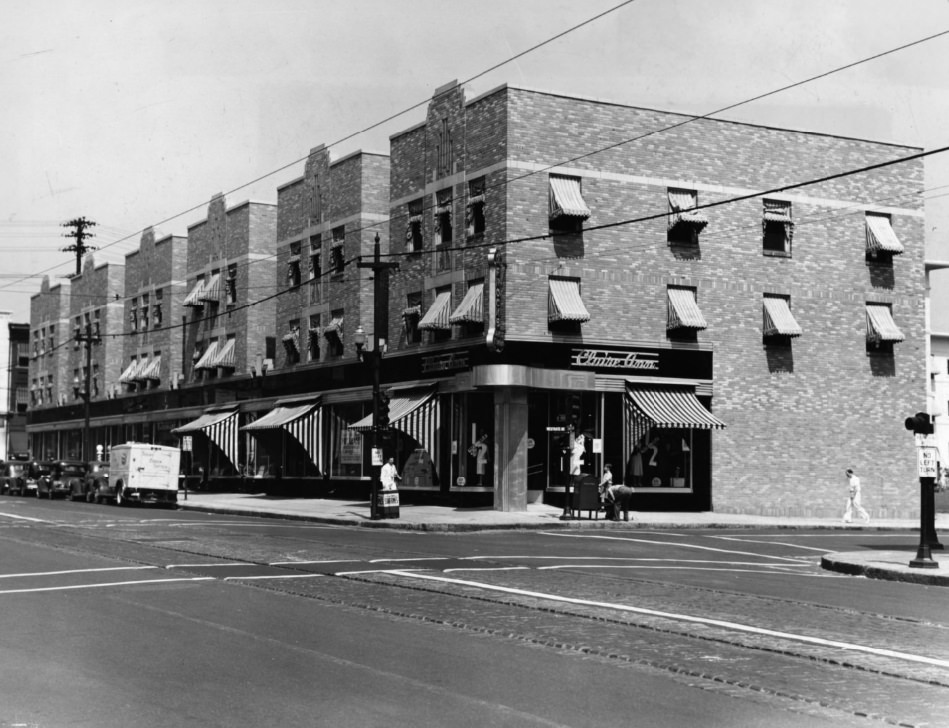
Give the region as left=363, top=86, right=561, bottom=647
left=282, top=330, right=299, bottom=353
left=172, top=407, right=240, bottom=470
left=866, top=214, right=904, bottom=256
left=549, top=176, right=591, bottom=221
left=194, top=341, right=220, bottom=370
left=763, top=199, right=792, bottom=223
left=548, top=278, right=590, bottom=323
left=402, top=305, right=421, bottom=319
left=866, top=303, right=904, bottom=343
left=667, top=288, right=708, bottom=330
left=140, top=355, right=162, bottom=381
left=668, top=189, right=708, bottom=231
left=626, top=385, right=726, bottom=446
left=762, top=297, right=803, bottom=338
left=347, top=387, right=440, bottom=458
left=242, top=397, right=323, bottom=471
left=322, top=317, right=343, bottom=340
left=183, top=279, right=207, bottom=307
left=199, top=273, right=222, bottom=303
left=418, top=291, right=452, bottom=331
left=118, top=359, right=139, bottom=384
left=449, top=283, right=484, bottom=324
left=212, top=338, right=236, bottom=369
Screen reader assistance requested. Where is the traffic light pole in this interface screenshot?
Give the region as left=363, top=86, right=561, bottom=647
left=357, top=233, right=398, bottom=520
left=905, top=411, right=943, bottom=569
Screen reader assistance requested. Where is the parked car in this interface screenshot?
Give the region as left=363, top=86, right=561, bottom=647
left=72, top=460, right=110, bottom=503
left=20, top=461, right=47, bottom=497
left=0, top=461, right=27, bottom=495
left=36, top=460, right=87, bottom=499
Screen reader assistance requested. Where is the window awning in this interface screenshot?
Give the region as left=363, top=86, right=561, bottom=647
left=418, top=291, right=452, bottom=330
left=118, top=360, right=139, bottom=384
left=626, top=384, right=726, bottom=435
left=199, top=273, right=222, bottom=302
left=347, top=387, right=440, bottom=457
left=194, top=341, right=220, bottom=370
left=402, top=305, right=421, bottom=319
left=140, top=355, right=162, bottom=381
left=172, top=406, right=240, bottom=469
left=322, top=317, right=343, bottom=340
left=866, top=215, right=904, bottom=256
left=282, top=331, right=299, bottom=353
left=763, top=199, right=792, bottom=223
left=242, top=398, right=323, bottom=471
left=549, top=176, right=591, bottom=220
left=212, top=339, right=236, bottom=369
left=548, top=278, right=590, bottom=323
left=183, top=279, right=207, bottom=307
left=762, top=297, right=803, bottom=338
left=668, top=189, right=708, bottom=231
left=449, top=283, right=484, bottom=324
left=667, top=288, right=708, bottom=330
left=866, top=304, right=904, bottom=343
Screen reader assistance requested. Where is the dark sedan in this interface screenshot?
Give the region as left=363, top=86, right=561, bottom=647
left=0, top=461, right=27, bottom=495
left=36, top=460, right=87, bottom=499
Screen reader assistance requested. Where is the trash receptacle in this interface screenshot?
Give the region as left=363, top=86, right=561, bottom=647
left=378, top=489, right=400, bottom=519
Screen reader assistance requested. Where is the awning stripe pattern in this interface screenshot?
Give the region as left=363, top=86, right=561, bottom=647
left=118, top=359, right=139, bottom=383
left=322, top=317, right=344, bottom=340
left=667, top=288, right=708, bottom=330
left=762, top=297, right=803, bottom=338
left=668, top=189, right=708, bottom=231
left=129, top=358, right=150, bottom=382
left=448, top=282, right=484, bottom=324
left=548, top=278, right=591, bottom=323
left=866, top=303, right=904, bottom=343
left=140, top=355, right=162, bottom=380
left=242, top=399, right=323, bottom=472
left=865, top=214, right=904, bottom=255
left=183, top=279, right=207, bottom=307
left=173, top=407, right=240, bottom=470
left=213, top=338, right=236, bottom=369
left=549, top=176, right=591, bottom=220
left=194, top=341, right=220, bottom=370
left=199, top=273, right=222, bottom=302
left=626, top=385, right=725, bottom=446
left=347, top=387, right=440, bottom=457
left=418, top=291, right=452, bottom=330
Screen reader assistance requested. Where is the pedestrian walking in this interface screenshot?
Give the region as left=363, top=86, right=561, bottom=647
left=598, top=463, right=613, bottom=506
left=843, top=468, right=870, bottom=523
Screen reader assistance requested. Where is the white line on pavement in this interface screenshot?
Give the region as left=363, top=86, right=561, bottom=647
left=391, top=571, right=949, bottom=669
left=707, top=536, right=831, bottom=552
left=443, top=567, right=530, bottom=573
left=540, top=532, right=806, bottom=562
left=536, top=559, right=811, bottom=569
left=166, top=563, right=252, bottom=569
left=0, top=566, right=158, bottom=579
left=223, top=574, right=326, bottom=581
left=0, top=511, right=47, bottom=523
left=0, top=577, right=215, bottom=595
left=269, top=559, right=354, bottom=566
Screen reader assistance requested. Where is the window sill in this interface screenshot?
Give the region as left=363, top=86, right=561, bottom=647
left=762, top=249, right=792, bottom=258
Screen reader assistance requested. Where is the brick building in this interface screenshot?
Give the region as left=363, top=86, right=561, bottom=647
left=0, top=315, right=29, bottom=459
left=24, top=82, right=929, bottom=516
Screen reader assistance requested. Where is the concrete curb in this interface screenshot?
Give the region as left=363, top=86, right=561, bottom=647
left=821, top=551, right=949, bottom=587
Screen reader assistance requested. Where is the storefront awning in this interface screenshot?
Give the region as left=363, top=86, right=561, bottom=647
left=626, top=385, right=726, bottom=433
left=449, top=282, right=484, bottom=324
left=212, top=338, right=236, bottom=369
left=347, top=386, right=440, bottom=457
left=667, top=288, right=707, bottom=330
left=172, top=406, right=240, bottom=469
left=194, top=340, right=220, bottom=370
left=242, top=397, right=323, bottom=471
left=549, top=176, right=591, bottom=220
left=762, top=297, right=803, bottom=338
left=418, top=291, right=452, bottom=331
left=548, top=278, right=590, bottom=323
left=866, top=303, right=904, bottom=343
left=866, top=215, right=904, bottom=256
left=183, top=279, right=207, bottom=307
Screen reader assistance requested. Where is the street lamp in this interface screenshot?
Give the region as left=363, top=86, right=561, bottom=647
left=353, top=325, right=382, bottom=519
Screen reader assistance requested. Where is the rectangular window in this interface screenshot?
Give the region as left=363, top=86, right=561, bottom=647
left=288, top=241, right=302, bottom=287
left=94, top=308, right=102, bottom=337
left=436, top=116, right=452, bottom=177
left=308, top=235, right=322, bottom=303
left=310, top=176, right=322, bottom=223
left=284, top=320, right=301, bottom=365
left=73, top=317, right=82, bottom=349
left=667, top=188, right=707, bottom=246
left=226, top=266, right=237, bottom=305
left=326, top=309, right=344, bottom=358
left=548, top=175, right=589, bottom=234
left=308, top=314, right=321, bottom=362
left=404, top=292, right=423, bottom=345
left=762, top=199, right=793, bottom=256
left=331, top=227, right=345, bottom=276
left=434, top=189, right=452, bottom=273
left=406, top=199, right=423, bottom=252
left=466, top=178, right=486, bottom=239
left=141, top=293, right=149, bottom=331
left=130, top=299, right=139, bottom=332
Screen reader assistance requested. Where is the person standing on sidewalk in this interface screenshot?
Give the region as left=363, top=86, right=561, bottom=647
left=843, top=468, right=870, bottom=523
left=380, top=457, right=401, bottom=491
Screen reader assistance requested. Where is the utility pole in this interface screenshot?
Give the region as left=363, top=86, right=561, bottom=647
left=357, top=232, right=398, bottom=519
left=61, top=217, right=97, bottom=276
left=75, top=322, right=100, bottom=463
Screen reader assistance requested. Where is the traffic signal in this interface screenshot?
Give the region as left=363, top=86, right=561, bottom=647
left=377, top=392, right=390, bottom=430
left=904, top=412, right=934, bottom=435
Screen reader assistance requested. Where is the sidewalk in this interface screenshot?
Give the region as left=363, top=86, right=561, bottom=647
left=176, top=491, right=949, bottom=586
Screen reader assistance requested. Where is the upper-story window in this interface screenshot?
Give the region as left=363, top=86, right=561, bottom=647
left=73, top=317, right=82, bottom=349
left=140, top=293, right=150, bottom=331
left=309, top=235, right=322, bottom=303
left=130, top=300, right=139, bottom=332
left=309, top=175, right=322, bottom=224
left=403, top=292, right=423, bottom=345
left=331, top=227, right=346, bottom=276
left=288, top=241, right=302, bottom=288
left=549, top=175, right=590, bottom=235
left=226, top=265, right=237, bottom=306
left=47, top=325, right=55, bottom=353
left=466, top=178, right=486, bottom=239
left=667, top=188, right=707, bottom=246
left=93, top=308, right=102, bottom=337
left=308, top=314, right=321, bottom=362
left=762, top=199, right=793, bottom=256
left=436, top=117, right=452, bottom=178
left=865, top=212, right=904, bottom=260
left=406, top=199, right=423, bottom=253
left=434, top=189, right=453, bottom=246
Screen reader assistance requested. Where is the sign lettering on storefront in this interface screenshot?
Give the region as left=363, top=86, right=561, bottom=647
left=570, top=348, right=660, bottom=371
left=421, top=352, right=470, bottom=374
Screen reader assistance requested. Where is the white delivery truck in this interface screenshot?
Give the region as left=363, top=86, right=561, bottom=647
left=109, top=443, right=181, bottom=507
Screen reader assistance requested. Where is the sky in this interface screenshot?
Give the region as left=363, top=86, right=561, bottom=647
left=3, top=0, right=949, bottom=327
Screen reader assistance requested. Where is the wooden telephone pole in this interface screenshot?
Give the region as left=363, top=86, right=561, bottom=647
left=61, top=217, right=97, bottom=275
